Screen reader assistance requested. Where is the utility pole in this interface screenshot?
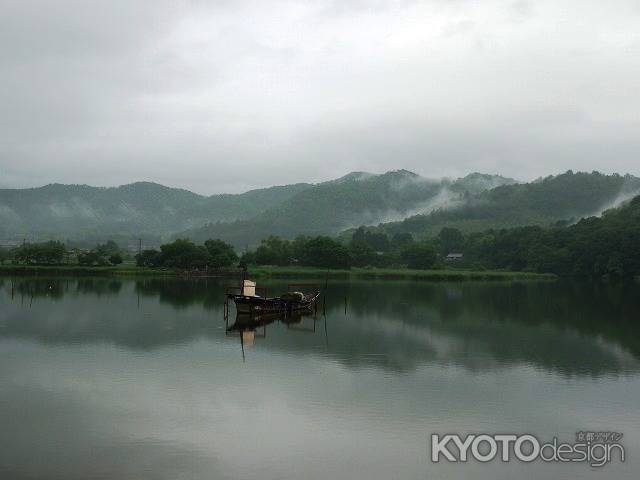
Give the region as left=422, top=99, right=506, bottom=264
left=138, top=238, right=142, bottom=256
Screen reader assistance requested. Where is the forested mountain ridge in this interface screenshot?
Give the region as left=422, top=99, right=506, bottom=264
left=0, top=181, right=311, bottom=242
left=2, top=170, right=635, bottom=248
left=460, top=192, right=640, bottom=277
left=371, top=171, right=640, bottom=239
left=1, top=170, right=512, bottom=244
left=179, top=171, right=517, bottom=246
left=232, top=191, right=640, bottom=277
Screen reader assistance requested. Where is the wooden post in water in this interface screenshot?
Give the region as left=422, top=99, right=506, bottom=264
left=322, top=270, right=329, bottom=315
left=324, top=312, right=329, bottom=348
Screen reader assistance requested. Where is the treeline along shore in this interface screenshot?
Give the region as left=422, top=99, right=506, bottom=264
left=1, top=195, right=639, bottom=281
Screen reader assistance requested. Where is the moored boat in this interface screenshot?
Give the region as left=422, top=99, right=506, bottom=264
left=227, top=280, right=320, bottom=315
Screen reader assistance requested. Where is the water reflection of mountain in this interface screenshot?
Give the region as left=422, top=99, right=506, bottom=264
left=334, top=281, right=640, bottom=374
left=1, top=277, right=639, bottom=376
left=0, top=278, right=222, bottom=349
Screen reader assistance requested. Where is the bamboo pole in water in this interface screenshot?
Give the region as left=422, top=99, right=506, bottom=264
left=322, top=270, right=328, bottom=315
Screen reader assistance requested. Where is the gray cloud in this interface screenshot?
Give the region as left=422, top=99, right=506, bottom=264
left=1, top=0, right=639, bottom=194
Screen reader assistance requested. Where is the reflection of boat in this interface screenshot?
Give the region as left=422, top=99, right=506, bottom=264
left=226, top=311, right=311, bottom=332
left=225, top=309, right=318, bottom=361
left=227, top=280, right=320, bottom=315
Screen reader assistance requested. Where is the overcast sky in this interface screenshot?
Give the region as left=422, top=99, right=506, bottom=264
left=1, top=0, right=639, bottom=194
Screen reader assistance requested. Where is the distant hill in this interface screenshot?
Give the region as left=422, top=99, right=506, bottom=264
left=5, top=170, right=633, bottom=248
left=460, top=191, right=640, bottom=277
left=373, top=171, right=640, bottom=239
left=0, top=181, right=310, bottom=244
left=180, top=170, right=517, bottom=246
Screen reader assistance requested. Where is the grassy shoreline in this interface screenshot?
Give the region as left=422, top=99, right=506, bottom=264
left=0, top=264, right=556, bottom=281
left=0, top=264, right=173, bottom=277
left=247, top=266, right=557, bottom=281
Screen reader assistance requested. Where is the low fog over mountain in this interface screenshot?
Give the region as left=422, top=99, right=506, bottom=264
left=0, top=170, right=511, bottom=245
left=2, top=169, right=638, bottom=248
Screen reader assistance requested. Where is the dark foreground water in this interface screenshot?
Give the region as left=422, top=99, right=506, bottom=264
left=1, top=277, right=639, bottom=479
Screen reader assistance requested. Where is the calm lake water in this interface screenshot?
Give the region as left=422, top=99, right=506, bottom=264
left=1, top=276, right=639, bottom=479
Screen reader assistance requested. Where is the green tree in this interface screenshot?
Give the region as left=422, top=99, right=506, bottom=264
left=136, top=249, right=160, bottom=267
left=351, top=227, right=390, bottom=252
left=77, top=240, right=122, bottom=266
left=291, top=235, right=310, bottom=262
left=365, top=231, right=391, bottom=252
left=14, top=241, right=67, bottom=265
left=401, top=242, right=437, bottom=270
left=95, top=240, right=120, bottom=257
left=352, top=226, right=367, bottom=245
left=157, top=239, right=210, bottom=268
left=391, top=232, right=413, bottom=249
left=438, top=227, right=464, bottom=255
left=78, top=250, right=108, bottom=266
left=254, top=236, right=292, bottom=266
left=0, top=247, right=11, bottom=264
left=349, top=241, right=377, bottom=267
left=238, top=249, right=255, bottom=266
left=109, top=253, right=124, bottom=265
left=298, top=236, right=351, bottom=269
left=204, top=239, right=238, bottom=268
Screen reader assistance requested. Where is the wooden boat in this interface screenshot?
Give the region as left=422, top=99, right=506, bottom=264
left=228, top=290, right=320, bottom=315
